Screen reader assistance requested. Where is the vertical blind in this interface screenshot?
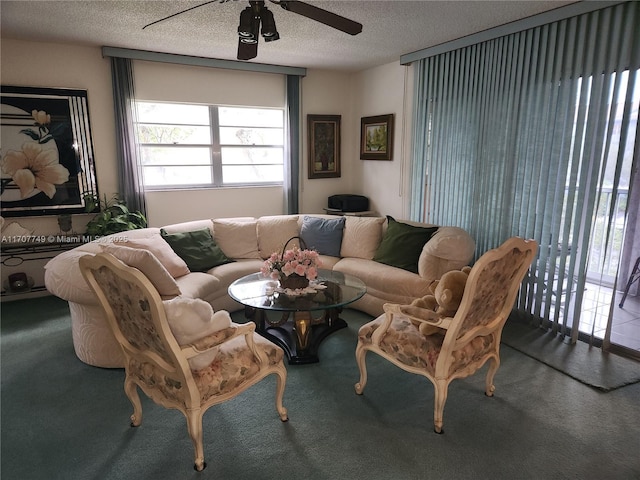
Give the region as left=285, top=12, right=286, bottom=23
left=410, top=1, right=639, bottom=344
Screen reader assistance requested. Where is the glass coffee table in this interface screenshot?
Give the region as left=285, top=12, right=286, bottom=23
left=228, top=269, right=366, bottom=364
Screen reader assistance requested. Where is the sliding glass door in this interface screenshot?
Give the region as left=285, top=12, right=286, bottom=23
left=409, top=2, right=640, bottom=355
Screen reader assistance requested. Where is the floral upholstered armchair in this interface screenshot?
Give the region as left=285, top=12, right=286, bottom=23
left=79, top=253, right=288, bottom=472
left=354, top=237, right=537, bottom=433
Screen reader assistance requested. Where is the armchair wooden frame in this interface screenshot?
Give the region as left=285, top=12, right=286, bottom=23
left=79, top=253, right=288, bottom=471
left=354, top=237, right=538, bottom=433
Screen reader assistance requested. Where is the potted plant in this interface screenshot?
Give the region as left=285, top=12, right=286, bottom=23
left=84, top=194, right=147, bottom=237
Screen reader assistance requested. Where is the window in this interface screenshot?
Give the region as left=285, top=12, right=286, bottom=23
left=135, top=102, right=284, bottom=188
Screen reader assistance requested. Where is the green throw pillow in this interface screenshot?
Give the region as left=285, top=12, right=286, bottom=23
left=160, top=228, right=233, bottom=272
left=373, top=216, right=439, bottom=273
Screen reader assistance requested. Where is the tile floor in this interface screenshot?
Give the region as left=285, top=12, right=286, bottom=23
left=579, top=284, right=640, bottom=352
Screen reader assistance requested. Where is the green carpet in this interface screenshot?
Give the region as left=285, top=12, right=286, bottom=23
left=502, top=315, right=640, bottom=392
left=2, top=296, right=640, bottom=479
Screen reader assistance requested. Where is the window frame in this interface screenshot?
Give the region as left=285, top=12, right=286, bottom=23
left=135, top=101, right=285, bottom=190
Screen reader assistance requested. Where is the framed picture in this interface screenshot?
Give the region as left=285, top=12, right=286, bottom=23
left=360, top=114, right=394, bottom=160
left=1, top=86, right=99, bottom=217
left=307, top=114, right=341, bottom=179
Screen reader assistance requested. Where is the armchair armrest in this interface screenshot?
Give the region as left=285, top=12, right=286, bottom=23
left=370, top=303, right=454, bottom=346
left=180, top=322, right=254, bottom=359
left=384, top=303, right=453, bottom=329
left=180, top=322, right=268, bottom=366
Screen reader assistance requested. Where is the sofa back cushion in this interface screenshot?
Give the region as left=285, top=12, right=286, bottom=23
left=340, top=216, right=386, bottom=260
left=160, top=228, right=233, bottom=272
left=212, top=218, right=260, bottom=259
left=300, top=215, right=345, bottom=257
left=160, top=220, right=214, bottom=235
left=257, top=215, right=300, bottom=259
left=101, top=244, right=182, bottom=297
left=418, top=226, right=476, bottom=280
left=117, top=235, right=190, bottom=278
left=373, top=216, right=439, bottom=273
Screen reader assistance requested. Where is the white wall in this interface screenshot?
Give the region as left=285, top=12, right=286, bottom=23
left=300, top=64, right=413, bottom=219
left=300, top=69, right=355, bottom=213
left=145, top=187, right=285, bottom=226
left=351, top=62, right=414, bottom=220
left=1, top=38, right=411, bottom=231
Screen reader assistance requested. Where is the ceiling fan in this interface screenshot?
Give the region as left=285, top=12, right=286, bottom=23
left=142, top=0, right=363, bottom=61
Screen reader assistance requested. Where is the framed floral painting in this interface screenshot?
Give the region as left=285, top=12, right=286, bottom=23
left=0, top=86, right=99, bottom=217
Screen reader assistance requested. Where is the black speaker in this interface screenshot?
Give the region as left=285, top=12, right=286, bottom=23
left=327, top=194, right=369, bottom=212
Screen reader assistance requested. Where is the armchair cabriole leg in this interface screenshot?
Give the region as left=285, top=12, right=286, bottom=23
left=354, top=345, right=368, bottom=395
left=186, top=408, right=206, bottom=472
left=124, top=377, right=142, bottom=427
left=433, top=379, right=448, bottom=434
left=485, top=357, right=499, bottom=397
left=275, top=369, right=289, bottom=422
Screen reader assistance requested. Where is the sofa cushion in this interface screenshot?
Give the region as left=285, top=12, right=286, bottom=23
left=160, top=228, right=233, bottom=272
left=334, top=257, right=432, bottom=298
left=209, top=259, right=265, bottom=289
left=418, top=226, right=476, bottom=280
left=117, top=234, right=190, bottom=278
left=101, top=244, right=182, bottom=297
left=174, top=272, right=222, bottom=302
left=160, top=220, right=214, bottom=235
left=212, top=218, right=260, bottom=259
left=300, top=215, right=345, bottom=257
left=257, top=215, right=300, bottom=259
left=373, top=216, right=439, bottom=273
left=162, top=296, right=232, bottom=371
left=340, top=216, right=385, bottom=260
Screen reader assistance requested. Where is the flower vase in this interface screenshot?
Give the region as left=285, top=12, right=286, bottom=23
left=279, top=273, right=309, bottom=290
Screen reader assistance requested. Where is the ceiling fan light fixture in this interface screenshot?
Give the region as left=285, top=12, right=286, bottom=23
left=238, top=7, right=256, bottom=38
left=260, top=7, right=279, bottom=40
left=263, top=32, right=280, bottom=42
left=143, top=0, right=363, bottom=62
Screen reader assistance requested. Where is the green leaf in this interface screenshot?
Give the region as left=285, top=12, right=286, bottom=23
left=19, top=129, right=39, bottom=140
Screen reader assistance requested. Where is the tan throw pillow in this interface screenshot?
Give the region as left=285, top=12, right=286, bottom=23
left=212, top=218, right=260, bottom=259
left=162, top=297, right=232, bottom=371
left=340, top=216, right=386, bottom=259
left=257, top=215, right=300, bottom=259
left=101, top=244, right=181, bottom=297
left=118, top=235, right=190, bottom=278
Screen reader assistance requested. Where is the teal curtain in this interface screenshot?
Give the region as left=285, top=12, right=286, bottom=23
left=284, top=75, right=301, bottom=214
left=410, top=1, right=640, bottom=344
left=110, top=57, right=146, bottom=216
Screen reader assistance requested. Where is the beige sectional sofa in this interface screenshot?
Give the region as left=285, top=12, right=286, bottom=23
left=44, top=214, right=475, bottom=368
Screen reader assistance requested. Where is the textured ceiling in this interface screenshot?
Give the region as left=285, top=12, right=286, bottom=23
left=1, top=0, right=578, bottom=72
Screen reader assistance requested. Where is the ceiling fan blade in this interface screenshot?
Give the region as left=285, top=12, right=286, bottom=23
left=142, top=0, right=219, bottom=29
left=237, top=39, right=259, bottom=60
left=275, top=1, right=362, bottom=35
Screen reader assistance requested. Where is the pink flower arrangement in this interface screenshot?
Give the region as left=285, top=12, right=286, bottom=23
left=261, top=244, right=322, bottom=281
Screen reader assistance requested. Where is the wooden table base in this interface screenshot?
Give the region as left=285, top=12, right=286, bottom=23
left=244, top=307, right=347, bottom=365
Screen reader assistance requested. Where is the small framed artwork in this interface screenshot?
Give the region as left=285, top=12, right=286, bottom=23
left=360, top=114, right=394, bottom=160
left=0, top=85, right=99, bottom=217
left=308, top=114, right=341, bottom=179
